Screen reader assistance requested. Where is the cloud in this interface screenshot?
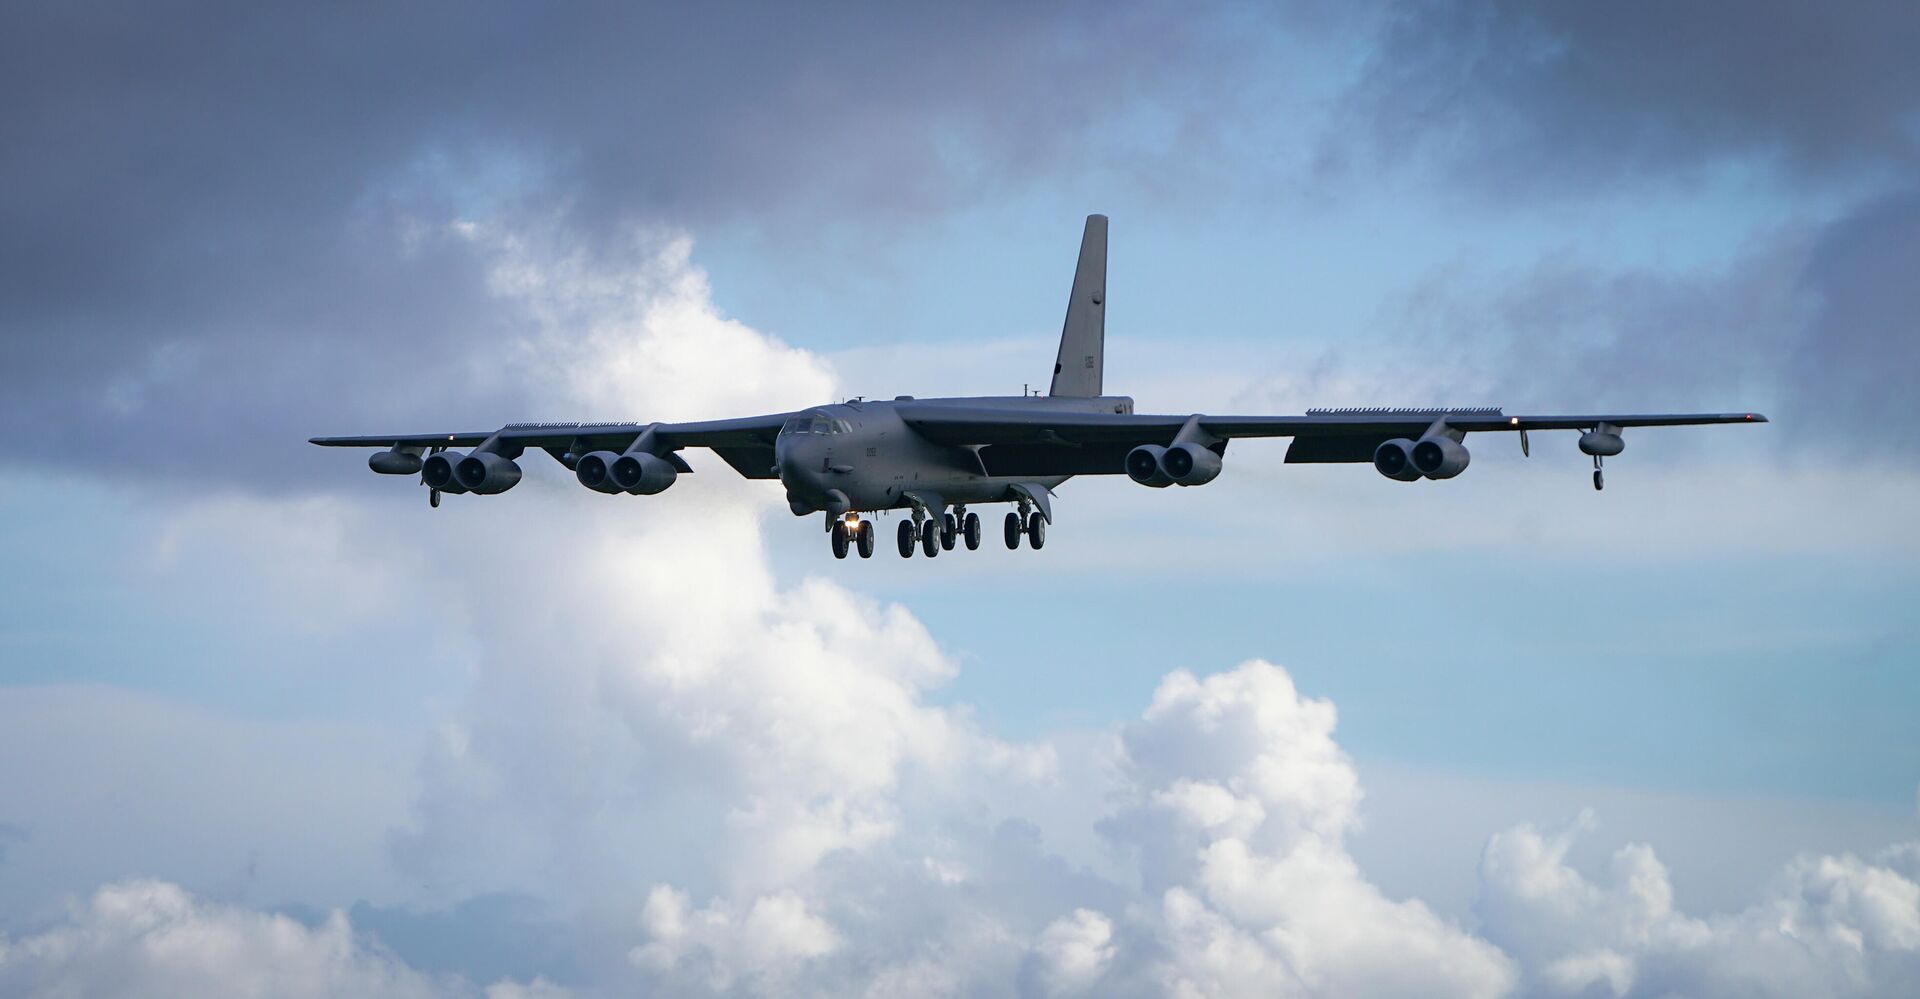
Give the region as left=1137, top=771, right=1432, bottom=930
left=0, top=879, right=559, bottom=999
left=1478, top=814, right=1920, bottom=998
left=0, top=2, right=1273, bottom=481
left=3, top=213, right=1917, bottom=998
left=1349, top=3, right=1920, bottom=189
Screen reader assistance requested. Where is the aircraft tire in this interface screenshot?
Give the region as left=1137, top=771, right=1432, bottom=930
left=898, top=520, right=916, bottom=557
left=1004, top=512, right=1022, bottom=550
left=832, top=521, right=850, bottom=559
left=1027, top=511, right=1047, bottom=550
left=921, top=519, right=940, bottom=557
left=940, top=513, right=957, bottom=550
left=856, top=520, right=875, bottom=558
left=963, top=512, right=981, bottom=550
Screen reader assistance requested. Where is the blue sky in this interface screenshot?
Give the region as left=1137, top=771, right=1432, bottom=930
left=2, top=4, right=1918, bottom=996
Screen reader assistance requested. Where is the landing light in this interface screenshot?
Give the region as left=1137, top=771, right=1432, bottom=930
left=1509, top=417, right=1519, bottom=426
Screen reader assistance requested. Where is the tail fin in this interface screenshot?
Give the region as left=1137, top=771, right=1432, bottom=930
left=1049, top=214, right=1107, bottom=397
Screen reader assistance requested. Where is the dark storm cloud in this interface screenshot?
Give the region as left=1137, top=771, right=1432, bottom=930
left=1339, top=2, right=1920, bottom=451
left=0, top=2, right=1254, bottom=485
left=1351, top=1, right=1920, bottom=189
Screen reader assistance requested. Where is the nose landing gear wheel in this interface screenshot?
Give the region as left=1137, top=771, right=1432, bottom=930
left=921, top=519, right=940, bottom=557
left=962, top=512, right=981, bottom=550
left=1026, top=511, right=1047, bottom=549
left=1004, top=511, right=1022, bottom=549
left=831, top=521, right=850, bottom=559
left=897, top=520, right=916, bottom=558
left=940, top=513, right=957, bottom=550
left=429, top=488, right=441, bottom=508
left=856, top=520, right=874, bottom=558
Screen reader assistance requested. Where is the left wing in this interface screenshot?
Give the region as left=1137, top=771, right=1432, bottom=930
left=310, top=412, right=797, bottom=479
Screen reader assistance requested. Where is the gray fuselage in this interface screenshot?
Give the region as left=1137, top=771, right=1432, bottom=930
left=774, top=394, right=1133, bottom=517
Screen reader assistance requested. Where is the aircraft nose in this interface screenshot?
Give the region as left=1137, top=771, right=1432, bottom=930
left=778, top=440, right=825, bottom=494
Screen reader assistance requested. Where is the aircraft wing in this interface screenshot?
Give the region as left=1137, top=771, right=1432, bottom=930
left=309, top=413, right=796, bottom=478
left=897, top=404, right=1766, bottom=465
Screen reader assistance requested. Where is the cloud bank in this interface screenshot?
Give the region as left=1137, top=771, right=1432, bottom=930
left=8, top=225, right=1912, bottom=997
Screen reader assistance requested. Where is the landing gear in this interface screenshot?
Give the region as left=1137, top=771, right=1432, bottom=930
left=856, top=520, right=874, bottom=558
left=940, top=512, right=958, bottom=551
left=962, top=512, right=982, bottom=550
left=1004, top=511, right=1022, bottom=549
left=429, top=488, right=441, bottom=508
left=920, top=519, right=940, bottom=557
left=1027, top=511, right=1047, bottom=549
left=832, top=521, right=851, bottom=559
left=1592, top=454, right=1605, bottom=491
left=898, top=519, right=917, bottom=558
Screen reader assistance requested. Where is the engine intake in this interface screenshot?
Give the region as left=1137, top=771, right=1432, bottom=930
left=574, top=450, right=625, bottom=494
left=1162, top=442, right=1222, bottom=486
left=421, top=451, right=464, bottom=489
left=455, top=452, right=522, bottom=494
left=1411, top=436, right=1470, bottom=479
left=612, top=452, right=678, bottom=495
left=1373, top=439, right=1421, bottom=481
left=1126, top=445, right=1173, bottom=487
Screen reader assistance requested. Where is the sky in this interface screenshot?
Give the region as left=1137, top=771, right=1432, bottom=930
left=1, top=2, right=1918, bottom=996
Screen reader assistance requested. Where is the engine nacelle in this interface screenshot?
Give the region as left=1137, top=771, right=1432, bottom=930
left=1579, top=430, right=1625, bottom=456
left=1162, top=442, right=1222, bottom=486
left=574, top=450, right=625, bottom=494
left=1373, top=439, right=1421, bottom=481
left=455, top=452, right=522, bottom=494
left=421, top=450, right=464, bottom=489
left=1126, top=445, right=1173, bottom=487
left=1411, top=436, right=1470, bottom=479
left=612, top=452, right=678, bottom=495
left=369, top=448, right=422, bottom=475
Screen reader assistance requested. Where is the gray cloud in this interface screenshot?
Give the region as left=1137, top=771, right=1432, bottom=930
left=1326, top=3, right=1920, bottom=453
left=1350, top=1, right=1920, bottom=189
left=0, top=2, right=1262, bottom=484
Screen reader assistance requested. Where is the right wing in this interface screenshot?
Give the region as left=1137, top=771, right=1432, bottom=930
left=896, top=404, right=1766, bottom=472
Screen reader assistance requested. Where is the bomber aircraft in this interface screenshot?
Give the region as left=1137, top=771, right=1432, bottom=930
left=313, top=216, right=1767, bottom=559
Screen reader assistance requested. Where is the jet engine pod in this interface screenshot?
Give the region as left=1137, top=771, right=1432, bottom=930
left=1126, top=444, right=1173, bottom=487
left=1162, top=441, right=1222, bottom=486
left=1579, top=430, right=1625, bottom=456
left=1411, top=436, right=1470, bottom=479
left=455, top=452, right=522, bottom=494
left=421, top=450, right=464, bottom=489
left=612, top=452, right=678, bottom=495
left=574, top=450, right=625, bottom=494
left=1373, top=439, right=1422, bottom=482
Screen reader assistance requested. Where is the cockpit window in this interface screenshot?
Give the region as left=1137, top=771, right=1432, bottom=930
left=781, top=413, right=850, bottom=436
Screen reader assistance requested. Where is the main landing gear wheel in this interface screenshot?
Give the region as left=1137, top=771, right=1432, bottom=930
left=856, top=520, right=874, bottom=558
left=1592, top=454, right=1605, bottom=491
left=831, top=521, right=851, bottom=559
left=920, top=519, right=940, bottom=557
left=1027, top=511, right=1047, bottom=549
left=897, top=520, right=916, bottom=558
left=940, top=513, right=958, bottom=551
left=962, top=512, right=981, bottom=550
left=1004, top=511, right=1022, bottom=549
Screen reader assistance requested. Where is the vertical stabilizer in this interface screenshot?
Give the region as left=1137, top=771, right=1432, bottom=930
left=1049, top=214, right=1107, bottom=397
